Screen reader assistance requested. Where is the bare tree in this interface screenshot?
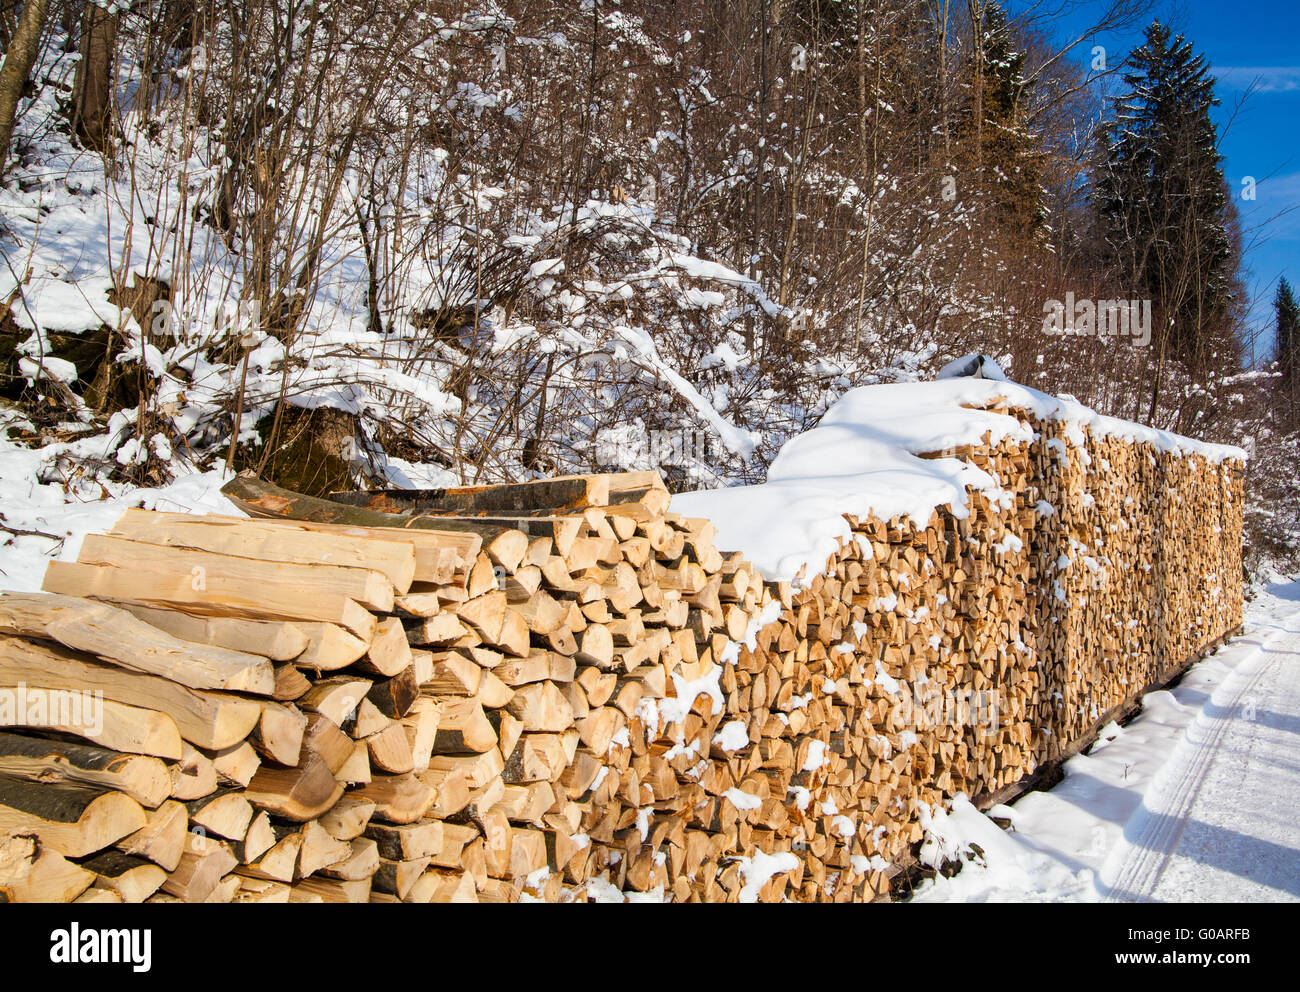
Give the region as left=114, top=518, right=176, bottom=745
left=0, top=0, right=50, bottom=173
left=69, top=1, right=117, bottom=153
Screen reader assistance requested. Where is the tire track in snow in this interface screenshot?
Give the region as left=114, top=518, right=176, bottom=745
left=1102, top=612, right=1300, bottom=902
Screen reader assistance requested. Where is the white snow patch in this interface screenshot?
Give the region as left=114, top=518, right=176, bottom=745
left=673, top=378, right=1243, bottom=585
left=801, top=740, right=828, bottom=772
left=735, top=851, right=800, bottom=902
left=723, top=788, right=763, bottom=812
left=712, top=720, right=750, bottom=753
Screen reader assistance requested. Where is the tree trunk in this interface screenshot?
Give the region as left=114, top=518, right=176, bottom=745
left=69, top=1, right=117, bottom=154
left=0, top=0, right=50, bottom=174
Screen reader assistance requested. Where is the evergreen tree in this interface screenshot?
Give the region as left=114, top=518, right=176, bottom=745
left=956, top=2, right=1047, bottom=243
left=1276, top=277, right=1300, bottom=389
left=1093, top=21, right=1236, bottom=376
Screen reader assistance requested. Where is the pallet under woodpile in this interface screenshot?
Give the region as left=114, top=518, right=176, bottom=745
left=0, top=400, right=1244, bottom=903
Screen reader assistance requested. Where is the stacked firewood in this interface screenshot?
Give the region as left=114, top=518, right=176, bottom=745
left=0, top=404, right=1245, bottom=903
left=1030, top=419, right=1245, bottom=756
left=0, top=471, right=782, bottom=901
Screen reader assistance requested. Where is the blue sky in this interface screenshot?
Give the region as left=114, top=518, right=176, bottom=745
left=1014, top=0, right=1299, bottom=364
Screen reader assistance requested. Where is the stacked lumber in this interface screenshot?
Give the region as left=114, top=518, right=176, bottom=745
left=0, top=398, right=1245, bottom=904
left=0, top=507, right=484, bottom=902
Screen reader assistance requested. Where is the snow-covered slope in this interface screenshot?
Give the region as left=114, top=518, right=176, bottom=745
left=0, top=415, right=240, bottom=595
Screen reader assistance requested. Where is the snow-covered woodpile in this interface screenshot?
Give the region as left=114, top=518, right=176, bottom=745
left=0, top=386, right=1244, bottom=903
left=1031, top=418, right=1244, bottom=757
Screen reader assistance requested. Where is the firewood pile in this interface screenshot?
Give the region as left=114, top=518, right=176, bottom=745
left=1030, top=417, right=1244, bottom=756
left=0, top=402, right=1244, bottom=903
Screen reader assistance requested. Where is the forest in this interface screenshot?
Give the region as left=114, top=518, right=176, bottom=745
left=0, top=0, right=1295, bottom=573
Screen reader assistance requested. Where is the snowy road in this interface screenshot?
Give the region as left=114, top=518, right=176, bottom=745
left=1103, top=595, right=1300, bottom=902
left=911, top=581, right=1300, bottom=903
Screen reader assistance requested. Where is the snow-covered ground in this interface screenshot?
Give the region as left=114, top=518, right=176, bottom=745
left=911, top=578, right=1300, bottom=903
left=0, top=429, right=242, bottom=594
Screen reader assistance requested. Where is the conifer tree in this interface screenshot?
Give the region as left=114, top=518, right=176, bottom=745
left=955, top=2, right=1046, bottom=243
left=1275, top=277, right=1300, bottom=396
left=1093, top=21, right=1236, bottom=386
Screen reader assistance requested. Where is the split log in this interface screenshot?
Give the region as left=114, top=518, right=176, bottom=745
left=0, top=592, right=275, bottom=694
left=81, top=850, right=167, bottom=903
left=0, top=834, right=96, bottom=903
left=162, top=831, right=238, bottom=901
left=243, top=754, right=343, bottom=822
left=0, top=685, right=182, bottom=759
left=112, top=603, right=310, bottom=662
left=0, top=636, right=261, bottom=750
left=108, top=508, right=417, bottom=593
left=115, top=800, right=188, bottom=872
left=0, top=731, right=169, bottom=808
left=0, top=779, right=146, bottom=858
